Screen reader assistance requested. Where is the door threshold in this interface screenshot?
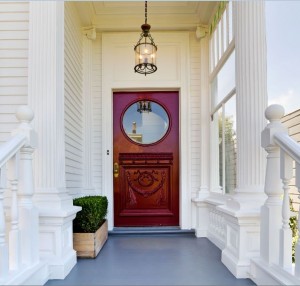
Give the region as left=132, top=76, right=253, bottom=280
left=109, top=226, right=195, bottom=237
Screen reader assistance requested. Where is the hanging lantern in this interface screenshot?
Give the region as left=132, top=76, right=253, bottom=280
left=134, top=1, right=157, bottom=76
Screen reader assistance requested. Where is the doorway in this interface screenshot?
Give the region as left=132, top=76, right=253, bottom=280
left=113, top=91, right=179, bottom=226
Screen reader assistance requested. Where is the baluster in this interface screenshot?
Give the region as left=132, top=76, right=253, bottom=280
left=216, top=212, right=221, bottom=237
left=279, top=150, right=293, bottom=269
left=209, top=209, right=213, bottom=232
left=212, top=210, right=216, bottom=232
left=7, top=154, right=20, bottom=270
left=221, top=216, right=225, bottom=241
left=0, top=169, right=9, bottom=280
left=295, top=162, right=300, bottom=276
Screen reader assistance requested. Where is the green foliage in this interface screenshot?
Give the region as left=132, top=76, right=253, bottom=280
left=73, top=196, right=108, bottom=233
left=290, top=198, right=298, bottom=263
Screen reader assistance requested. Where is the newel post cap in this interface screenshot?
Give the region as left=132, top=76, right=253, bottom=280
left=262, top=104, right=287, bottom=148
left=13, top=106, right=37, bottom=148
left=265, top=104, right=285, bottom=122
left=16, top=106, right=34, bottom=123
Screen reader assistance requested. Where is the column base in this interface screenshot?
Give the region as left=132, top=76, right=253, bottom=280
left=218, top=205, right=261, bottom=279
left=33, top=191, right=81, bottom=279
left=47, top=249, right=77, bottom=279
left=222, top=249, right=250, bottom=278
left=192, top=198, right=209, bottom=238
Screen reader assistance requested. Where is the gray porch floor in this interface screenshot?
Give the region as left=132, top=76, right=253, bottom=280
left=46, top=234, right=255, bottom=286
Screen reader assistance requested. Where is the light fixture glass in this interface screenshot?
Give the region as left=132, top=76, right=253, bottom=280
left=134, top=1, right=157, bottom=76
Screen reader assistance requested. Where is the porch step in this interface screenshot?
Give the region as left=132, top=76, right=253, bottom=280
left=109, top=226, right=195, bottom=237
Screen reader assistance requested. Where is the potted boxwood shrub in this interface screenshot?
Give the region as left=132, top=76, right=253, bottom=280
left=73, top=195, right=108, bottom=258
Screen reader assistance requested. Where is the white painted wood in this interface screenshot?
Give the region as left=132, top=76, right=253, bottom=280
left=91, top=35, right=102, bottom=191
left=295, top=162, right=300, bottom=277
left=219, top=2, right=269, bottom=279
left=281, top=110, right=300, bottom=212
left=0, top=105, right=47, bottom=285
left=279, top=151, right=293, bottom=269
left=28, top=1, right=66, bottom=191
left=28, top=2, right=80, bottom=280
left=64, top=2, right=83, bottom=197
left=102, top=32, right=191, bottom=230
left=82, top=33, right=97, bottom=195
left=261, top=105, right=287, bottom=267
left=0, top=181, right=8, bottom=281
left=189, top=33, right=201, bottom=197
left=0, top=2, right=29, bottom=144
left=198, top=35, right=210, bottom=197
left=7, top=154, right=20, bottom=271
left=227, top=1, right=267, bottom=209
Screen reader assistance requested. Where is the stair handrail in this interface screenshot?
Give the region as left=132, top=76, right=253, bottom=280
left=261, top=104, right=300, bottom=281
left=274, top=132, right=300, bottom=165
left=0, top=106, right=38, bottom=282
left=0, top=134, right=27, bottom=168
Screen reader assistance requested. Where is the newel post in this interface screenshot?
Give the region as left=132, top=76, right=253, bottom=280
left=13, top=106, right=39, bottom=266
left=260, top=104, right=287, bottom=265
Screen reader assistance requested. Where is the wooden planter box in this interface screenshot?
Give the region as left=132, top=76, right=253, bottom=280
left=73, top=220, right=108, bottom=258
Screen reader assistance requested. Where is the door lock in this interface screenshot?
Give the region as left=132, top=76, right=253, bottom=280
left=113, top=162, right=119, bottom=178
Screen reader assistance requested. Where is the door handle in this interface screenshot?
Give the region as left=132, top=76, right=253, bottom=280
left=113, top=162, right=119, bottom=178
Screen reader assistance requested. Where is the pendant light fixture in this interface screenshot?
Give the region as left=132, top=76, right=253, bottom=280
left=134, top=1, right=157, bottom=76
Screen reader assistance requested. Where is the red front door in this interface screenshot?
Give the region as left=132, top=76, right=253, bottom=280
left=113, top=91, right=179, bottom=226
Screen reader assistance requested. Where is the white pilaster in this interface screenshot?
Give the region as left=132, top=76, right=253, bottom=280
left=220, top=1, right=268, bottom=278
left=28, top=2, right=80, bottom=279
left=82, top=35, right=96, bottom=196
left=199, top=34, right=210, bottom=198
left=192, top=34, right=211, bottom=237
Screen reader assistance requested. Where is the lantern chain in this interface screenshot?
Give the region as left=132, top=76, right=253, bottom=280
left=145, top=1, right=147, bottom=24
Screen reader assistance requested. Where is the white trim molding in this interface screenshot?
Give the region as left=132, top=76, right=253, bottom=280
left=101, top=32, right=191, bottom=230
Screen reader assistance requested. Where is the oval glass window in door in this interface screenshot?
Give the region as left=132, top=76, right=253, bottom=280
left=122, top=101, right=170, bottom=145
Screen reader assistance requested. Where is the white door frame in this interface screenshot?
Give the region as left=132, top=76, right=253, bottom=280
left=101, top=32, right=192, bottom=230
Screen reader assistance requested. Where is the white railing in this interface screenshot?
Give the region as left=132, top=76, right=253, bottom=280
left=0, top=106, right=39, bottom=284
left=207, top=206, right=226, bottom=249
left=256, top=104, right=300, bottom=285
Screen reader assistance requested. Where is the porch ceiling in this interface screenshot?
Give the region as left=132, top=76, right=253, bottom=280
left=75, top=1, right=217, bottom=32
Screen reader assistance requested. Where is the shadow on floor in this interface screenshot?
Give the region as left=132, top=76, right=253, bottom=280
left=46, top=235, right=256, bottom=286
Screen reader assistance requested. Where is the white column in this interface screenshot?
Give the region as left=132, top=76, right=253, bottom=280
left=220, top=2, right=268, bottom=278
left=28, top=2, right=80, bottom=279
left=28, top=1, right=66, bottom=198
left=227, top=1, right=268, bottom=210
left=82, top=35, right=96, bottom=195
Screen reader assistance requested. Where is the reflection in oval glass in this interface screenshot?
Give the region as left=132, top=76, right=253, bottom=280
left=122, top=101, right=169, bottom=144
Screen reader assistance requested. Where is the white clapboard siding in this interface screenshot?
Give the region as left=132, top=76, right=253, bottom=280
left=282, top=109, right=300, bottom=211
left=92, top=34, right=102, bottom=190
left=189, top=32, right=202, bottom=196
left=0, top=2, right=29, bottom=144
left=64, top=2, right=83, bottom=196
